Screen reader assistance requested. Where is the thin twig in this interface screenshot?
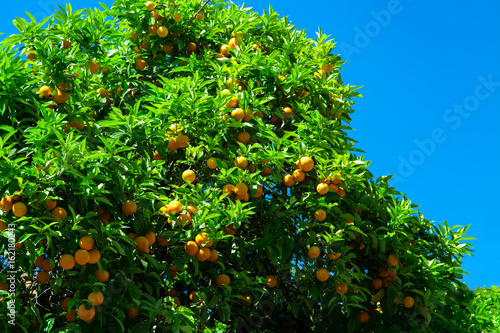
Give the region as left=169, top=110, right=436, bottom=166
left=182, top=0, right=210, bottom=34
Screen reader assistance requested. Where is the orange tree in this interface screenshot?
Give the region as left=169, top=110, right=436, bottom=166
left=0, top=0, right=480, bottom=332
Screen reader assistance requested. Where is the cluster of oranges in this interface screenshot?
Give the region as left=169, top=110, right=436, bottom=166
left=134, top=1, right=205, bottom=70
left=159, top=200, right=195, bottom=228
left=184, top=232, right=218, bottom=262
left=1, top=193, right=27, bottom=218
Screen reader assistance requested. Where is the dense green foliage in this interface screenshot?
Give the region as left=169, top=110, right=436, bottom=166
left=0, top=0, right=496, bottom=332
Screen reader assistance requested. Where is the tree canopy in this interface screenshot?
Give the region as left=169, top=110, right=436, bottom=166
left=0, top=0, right=496, bottom=332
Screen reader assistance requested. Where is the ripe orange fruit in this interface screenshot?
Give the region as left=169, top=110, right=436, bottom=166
left=243, top=109, right=253, bottom=121
left=235, top=192, right=250, bottom=202
left=266, top=275, right=278, bottom=288
left=168, top=200, right=183, bottom=214
left=237, top=132, right=250, bottom=145
left=60, top=254, right=75, bottom=270
left=127, top=307, right=138, bottom=318
left=65, top=308, right=76, bottom=321
left=231, top=108, right=244, bottom=120
left=53, top=89, right=69, bottom=104
left=77, top=304, right=95, bottom=321
left=176, top=134, right=189, bottom=148
left=27, top=49, right=37, bottom=60
left=37, top=86, right=52, bottom=98
left=207, top=157, right=217, bottom=169
left=135, top=236, right=150, bottom=253
left=216, top=274, right=230, bottom=288
left=260, top=166, right=272, bottom=176
left=157, top=237, right=168, bottom=246
left=195, top=232, right=212, bottom=248
left=74, top=249, right=90, bottom=265
left=252, top=110, right=263, bottom=119
left=358, top=311, right=369, bottom=323
left=135, top=57, right=147, bottom=70
left=46, top=199, right=57, bottom=210
left=151, top=10, right=160, bottom=19
left=328, top=183, right=339, bottom=192
left=0, top=196, right=14, bottom=212
left=328, top=252, right=341, bottom=260
left=189, top=291, right=200, bottom=303
left=12, top=202, right=27, bottom=217
left=97, top=88, right=108, bottom=98
left=186, top=205, right=197, bottom=214
left=184, top=241, right=199, bottom=256
left=95, top=270, right=109, bottom=282
left=0, top=282, right=8, bottom=290
left=122, top=200, right=137, bottom=216
left=0, top=200, right=11, bottom=214
left=160, top=205, right=171, bottom=216
left=187, top=42, right=197, bottom=53
left=240, top=293, right=251, bottom=306
left=79, top=236, right=94, bottom=250
left=208, top=249, right=219, bottom=262
left=182, top=170, right=196, bottom=183
left=282, top=106, right=294, bottom=119
left=252, top=184, right=263, bottom=198
left=225, top=224, right=237, bottom=235
left=403, top=296, right=414, bottom=308
left=37, top=271, right=50, bottom=284
left=34, top=256, right=45, bottom=268
left=145, top=231, right=156, bottom=245
left=316, top=183, right=329, bottom=195
left=88, top=291, right=104, bottom=306
left=234, top=183, right=248, bottom=196
left=220, top=44, right=230, bottom=57
left=337, top=187, right=346, bottom=197
left=157, top=26, right=168, bottom=38
left=308, top=246, right=320, bottom=259
left=196, top=11, right=204, bottom=20
left=179, top=213, right=192, bottom=226
left=234, top=156, right=248, bottom=170
left=163, top=44, right=174, bottom=54
left=314, top=209, right=326, bottom=221
left=283, top=174, right=296, bottom=187
left=88, top=61, right=100, bottom=74
left=292, top=169, right=305, bottom=182
left=228, top=37, right=241, bottom=49
left=41, top=259, right=53, bottom=272
left=196, top=247, right=211, bottom=261
left=231, top=32, right=244, bottom=43
left=70, top=119, right=85, bottom=130
left=378, top=267, right=390, bottom=278
left=387, top=254, right=398, bottom=266
left=173, top=13, right=182, bottom=22
left=298, top=156, right=314, bottom=172
left=88, top=249, right=101, bottom=264
left=316, top=268, right=329, bottom=282
left=61, top=297, right=71, bottom=311
left=322, top=63, right=334, bottom=73
left=372, top=278, right=383, bottom=289
left=167, top=136, right=178, bottom=151
left=51, top=207, right=67, bottom=222
left=335, top=282, right=347, bottom=294
left=145, top=1, right=155, bottom=10
left=332, top=174, right=342, bottom=184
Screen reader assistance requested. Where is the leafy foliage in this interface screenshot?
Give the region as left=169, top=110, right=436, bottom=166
left=0, top=0, right=492, bottom=332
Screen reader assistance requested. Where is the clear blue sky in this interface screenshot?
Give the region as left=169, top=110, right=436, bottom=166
left=2, top=0, right=499, bottom=290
